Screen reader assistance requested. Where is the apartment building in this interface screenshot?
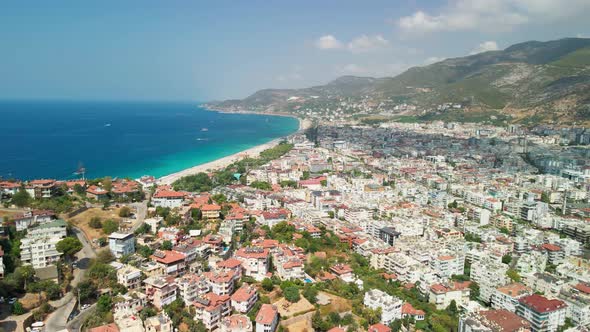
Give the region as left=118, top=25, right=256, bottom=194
left=108, top=232, right=135, bottom=258
left=363, top=289, right=403, bottom=325
left=471, top=258, right=509, bottom=303
left=255, top=304, right=279, bottom=332
left=234, top=247, right=269, bottom=281
left=193, top=293, right=231, bottom=331
left=117, top=265, right=142, bottom=290
left=175, top=273, right=210, bottom=305
left=459, top=309, right=531, bottom=332
left=516, top=294, right=567, bottom=332
left=144, top=276, right=178, bottom=309
left=429, top=281, right=472, bottom=310
left=20, top=219, right=67, bottom=268
left=231, top=284, right=258, bottom=313
left=492, top=283, right=533, bottom=312
left=430, top=253, right=465, bottom=278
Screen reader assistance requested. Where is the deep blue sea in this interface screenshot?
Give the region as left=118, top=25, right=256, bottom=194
left=0, top=100, right=299, bottom=180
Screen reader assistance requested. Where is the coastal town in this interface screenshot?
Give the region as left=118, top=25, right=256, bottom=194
left=1, top=118, right=590, bottom=332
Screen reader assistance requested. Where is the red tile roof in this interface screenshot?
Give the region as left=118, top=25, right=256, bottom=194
left=574, top=283, right=590, bottom=294
left=256, top=304, right=278, bottom=325
left=368, top=323, right=392, bottom=332
left=231, top=285, right=257, bottom=303
left=541, top=243, right=562, bottom=252
left=151, top=250, right=186, bottom=264
left=518, top=294, right=567, bottom=313
left=153, top=190, right=186, bottom=198
left=478, top=309, right=531, bottom=332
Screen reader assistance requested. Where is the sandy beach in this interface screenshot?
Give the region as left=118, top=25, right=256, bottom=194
left=158, top=117, right=311, bottom=185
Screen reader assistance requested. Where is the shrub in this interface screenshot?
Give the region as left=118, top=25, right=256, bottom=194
left=89, top=217, right=102, bottom=229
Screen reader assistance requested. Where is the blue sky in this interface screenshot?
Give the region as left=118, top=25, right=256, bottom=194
left=1, top=1, right=589, bottom=101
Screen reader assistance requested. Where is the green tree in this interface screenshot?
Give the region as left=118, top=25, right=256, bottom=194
left=97, top=294, right=112, bottom=313
left=469, top=281, right=480, bottom=301
left=73, top=183, right=86, bottom=195
left=161, top=240, right=173, bottom=250
left=76, top=280, right=98, bottom=302
left=102, top=219, right=119, bottom=234
left=283, top=286, right=300, bottom=303
left=56, top=237, right=83, bottom=261
left=12, top=187, right=32, bottom=208
left=262, top=278, right=274, bottom=292
left=16, top=265, right=36, bottom=290
left=502, top=254, right=512, bottom=265
left=118, top=206, right=132, bottom=218
left=506, top=269, right=522, bottom=282
left=302, top=285, right=318, bottom=303
left=446, top=300, right=458, bottom=316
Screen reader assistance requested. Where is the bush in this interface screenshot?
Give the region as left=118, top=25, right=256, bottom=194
left=118, top=206, right=132, bottom=218
left=102, top=219, right=119, bottom=234
left=89, top=217, right=102, bottom=229
left=262, top=278, right=274, bottom=292
left=12, top=301, right=26, bottom=315
left=283, top=286, right=300, bottom=303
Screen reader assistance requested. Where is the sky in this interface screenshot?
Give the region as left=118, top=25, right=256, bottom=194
left=1, top=1, right=589, bottom=101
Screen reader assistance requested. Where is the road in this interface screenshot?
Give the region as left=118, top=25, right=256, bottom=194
left=44, top=227, right=96, bottom=332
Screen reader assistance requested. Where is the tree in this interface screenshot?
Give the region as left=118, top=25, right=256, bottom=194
left=506, top=269, right=522, bottom=282
left=102, top=176, right=113, bottom=192
left=119, top=206, right=132, bottom=218
left=262, top=278, right=274, bottom=292
left=56, top=237, right=83, bottom=261
left=469, top=281, right=480, bottom=301
left=73, top=183, right=86, bottom=195
left=320, top=180, right=327, bottom=187
left=89, top=217, right=102, bottom=229
left=97, top=294, right=112, bottom=313
left=302, top=285, right=318, bottom=303
left=12, top=187, right=32, bottom=208
left=16, top=265, right=36, bottom=290
left=283, top=286, right=300, bottom=303
left=76, top=280, right=98, bottom=302
left=102, top=219, right=119, bottom=234
left=502, top=254, right=512, bottom=265
left=12, top=301, right=26, bottom=315
left=161, top=240, right=173, bottom=250
left=499, top=227, right=510, bottom=235
left=446, top=300, right=458, bottom=316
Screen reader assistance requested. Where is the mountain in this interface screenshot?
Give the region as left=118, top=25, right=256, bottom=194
left=208, top=38, right=590, bottom=126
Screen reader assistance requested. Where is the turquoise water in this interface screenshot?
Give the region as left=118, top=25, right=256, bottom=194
left=0, top=100, right=299, bottom=180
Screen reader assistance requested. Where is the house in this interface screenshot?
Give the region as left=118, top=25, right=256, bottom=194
left=143, top=276, right=177, bottom=309
left=144, top=312, right=173, bottom=332
left=277, top=259, right=305, bottom=280
left=401, top=302, right=425, bottom=321
left=86, top=185, right=109, bottom=200
left=151, top=250, right=186, bottom=276
left=231, top=284, right=258, bottom=313
left=368, top=324, right=392, bottom=332
left=330, top=264, right=354, bottom=282
left=517, top=294, right=567, bottom=332
left=235, top=247, right=270, bottom=281
left=108, top=232, right=135, bottom=258
left=459, top=309, right=531, bottom=332
left=255, top=304, right=279, bottom=332
left=430, top=254, right=465, bottom=278
left=89, top=323, right=120, bottom=332
left=200, top=204, right=222, bottom=219
left=152, top=190, right=186, bottom=208
left=193, top=292, right=231, bottom=331
left=12, top=210, right=56, bottom=231
left=26, top=179, right=57, bottom=199
left=364, top=289, right=403, bottom=325
left=220, top=314, right=252, bottom=332
left=117, top=265, right=142, bottom=290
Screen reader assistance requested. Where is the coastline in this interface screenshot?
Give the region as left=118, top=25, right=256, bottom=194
left=158, top=111, right=311, bottom=185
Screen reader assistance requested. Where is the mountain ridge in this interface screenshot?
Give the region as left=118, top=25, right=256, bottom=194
left=208, top=37, right=590, bottom=126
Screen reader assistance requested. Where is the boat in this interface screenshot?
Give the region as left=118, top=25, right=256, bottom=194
left=104, top=123, right=111, bottom=127
left=201, top=128, right=209, bottom=132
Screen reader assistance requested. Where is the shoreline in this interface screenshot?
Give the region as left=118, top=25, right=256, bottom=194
left=158, top=110, right=311, bottom=185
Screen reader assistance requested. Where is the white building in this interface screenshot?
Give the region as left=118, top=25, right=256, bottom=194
left=471, top=258, right=509, bottom=303
left=152, top=190, right=186, bottom=208
left=117, top=264, right=142, bottom=290
left=108, top=232, right=135, bottom=258
left=19, top=219, right=67, bottom=268
left=255, top=304, right=279, bottom=332
left=363, top=289, right=403, bottom=325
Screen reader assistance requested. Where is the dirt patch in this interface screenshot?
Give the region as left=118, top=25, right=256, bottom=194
left=19, top=293, right=45, bottom=311
left=67, top=207, right=123, bottom=241
left=0, top=209, right=20, bottom=220
left=318, top=291, right=352, bottom=315
left=273, top=297, right=315, bottom=319
left=281, top=312, right=313, bottom=332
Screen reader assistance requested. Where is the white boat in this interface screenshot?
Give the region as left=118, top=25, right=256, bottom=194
left=201, top=128, right=209, bottom=132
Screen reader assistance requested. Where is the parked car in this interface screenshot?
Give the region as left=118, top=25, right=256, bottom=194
left=8, top=298, right=17, bottom=305
left=81, top=304, right=91, bottom=310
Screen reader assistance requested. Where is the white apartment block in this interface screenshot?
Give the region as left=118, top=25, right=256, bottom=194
left=108, top=232, right=135, bottom=258
left=363, top=289, right=403, bottom=325
left=117, top=265, right=142, bottom=290
left=430, top=253, right=465, bottom=278
left=491, top=283, right=533, bottom=312
left=471, top=258, right=509, bottom=303
left=19, top=219, right=67, bottom=268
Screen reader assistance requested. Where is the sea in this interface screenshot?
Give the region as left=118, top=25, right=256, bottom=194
left=0, top=100, right=299, bottom=180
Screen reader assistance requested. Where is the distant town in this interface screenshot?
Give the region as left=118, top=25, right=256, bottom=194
left=1, top=118, right=590, bottom=332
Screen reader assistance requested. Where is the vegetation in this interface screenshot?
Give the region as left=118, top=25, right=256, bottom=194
left=101, top=219, right=119, bottom=234
left=56, top=237, right=83, bottom=261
